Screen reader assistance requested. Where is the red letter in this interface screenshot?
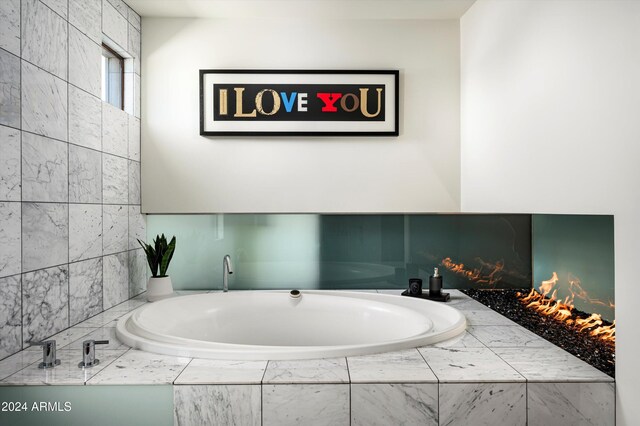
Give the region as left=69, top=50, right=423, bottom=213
left=317, top=93, right=343, bottom=112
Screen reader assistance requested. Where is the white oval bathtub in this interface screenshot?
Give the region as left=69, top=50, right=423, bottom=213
left=116, top=290, right=467, bottom=360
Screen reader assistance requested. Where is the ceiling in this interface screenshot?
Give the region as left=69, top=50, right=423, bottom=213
left=126, top=0, right=476, bottom=20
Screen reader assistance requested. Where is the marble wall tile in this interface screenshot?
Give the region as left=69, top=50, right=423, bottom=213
left=107, top=0, right=128, bottom=17
left=21, top=61, right=67, bottom=141
left=69, top=26, right=101, bottom=97
left=128, top=205, right=145, bottom=249
left=0, top=275, right=21, bottom=359
left=0, top=48, right=20, bottom=128
left=128, top=24, right=140, bottom=74
left=263, top=358, right=349, bottom=384
left=418, top=346, right=524, bottom=382
left=134, top=73, right=141, bottom=118
left=103, top=252, right=128, bottom=309
left=103, top=154, right=128, bottom=204
left=21, top=132, right=68, bottom=202
left=0, top=125, right=21, bottom=201
left=21, top=202, right=68, bottom=272
left=0, top=202, right=20, bottom=278
left=69, top=0, right=101, bottom=44
left=40, top=0, right=68, bottom=20
left=22, top=265, right=69, bottom=346
left=128, top=115, right=140, bottom=161
left=69, top=204, right=102, bottom=262
left=127, top=6, right=140, bottom=31
left=69, top=257, right=103, bottom=325
left=491, top=347, right=613, bottom=382
left=175, top=359, right=267, bottom=385
left=439, top=382, right=526, bottom=426
left=21, top=0, right=67, bottom=79
left=102, top=0, right=128, bottom=50
left=0, top=0, right=20, bottom=55
left=348, top=349, right=437, bottom=383
left=263, top=384, right=349, bottom=426
left=103, top=204, right=127, bottom=254
left=88, top=349, right=190, bottom=384
left=174, top=385, right=261, bottom=426
left=102, top=102, right=128, bottom=157
left=469, top=325, right=553, bottom=348
left=69, top=85, right=101, bottom=150
left=124, top=72, right=134, bottom=115
left=128, top=248, right=146, bottom=297
left=528, top=382, right=615, bottom=426
left=128, top=160, right=140, bottom=204
left=69, top=144, right=101, bottom=203
left=352, top=383, right=438, bottom=426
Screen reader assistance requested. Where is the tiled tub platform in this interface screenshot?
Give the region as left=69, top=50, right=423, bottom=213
left=0, top=291, right=614, bottom=425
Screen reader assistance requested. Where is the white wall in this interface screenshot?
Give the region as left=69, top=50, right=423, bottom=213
left=460, top=1, right=640, bottom=423
left=142, top=18, right=460, bottom=213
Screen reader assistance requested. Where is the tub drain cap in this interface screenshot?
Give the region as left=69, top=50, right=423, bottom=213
left=290, top=289, right=301, bottom=298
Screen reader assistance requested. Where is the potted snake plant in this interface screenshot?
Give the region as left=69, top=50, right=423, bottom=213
left=138, top=234, right=176, bottom=301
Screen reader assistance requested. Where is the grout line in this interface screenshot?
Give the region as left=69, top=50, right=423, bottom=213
left=67, top=10, right=71, bottom=332
left=19, top=0, right=24, bottom=354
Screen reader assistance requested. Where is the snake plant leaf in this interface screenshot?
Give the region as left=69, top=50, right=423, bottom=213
left=159, top=236, right=176, bottom=276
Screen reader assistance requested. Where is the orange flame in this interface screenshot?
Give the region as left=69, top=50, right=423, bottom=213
left=440, top=257, right=504, bottom=286
left=517, top=273, right=615, bottom=344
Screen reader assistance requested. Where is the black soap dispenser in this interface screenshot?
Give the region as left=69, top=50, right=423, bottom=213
left=426, top=267, right=450, bottom=302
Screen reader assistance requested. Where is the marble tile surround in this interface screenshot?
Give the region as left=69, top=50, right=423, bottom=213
left=68, top=26, right=101, bottom=97
left=0, top=125, right=21, bottom=201
left=0, top=0, right=143, bottom=364
left=439, top=382, right=526, bottom=426
left=103, top=154, right=129, bottom=204
left=174, top=385, right=261, bottom=426
left=103, top=252, right=129, bottom=309
left=0, top=290, right=616, bottom=426
left=103, top=204, right=128, bottom=254
left=263, top=384, right=350, bottom=426
left=69, top=257, right=103, bottom=325
left=69, top=203, right=103, bottom=261
left=69, top=0, right=102, bottom=44
left=68, top=85, right=101, bottom=150
left=21, top=0, right=68, bottom=79
left=352, top=383, right=438, bottom=426
left=0, top=48, right=20, bottom=128
left=21, top=202, right=68, bottom=272
left=21, top=132, right=68, bottom=202
left=0, top=0, right=21, bottom=56
left=21, top=60, right=68, bottom=141
left=102, top=0, right=128, bottom=50
left=69, top=144, right=102, bottom=203
left=0, top=201, right=21, bottom=277
left=0, top=275, right=21, bottom=358
left=22, top=265, right=69, bottom=346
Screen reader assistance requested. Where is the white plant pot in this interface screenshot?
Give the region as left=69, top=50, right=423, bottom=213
left=146, top=276, right=174, bottom=302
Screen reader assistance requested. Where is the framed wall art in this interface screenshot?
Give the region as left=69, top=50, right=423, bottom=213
left=199, top=69, right=399, bottom=136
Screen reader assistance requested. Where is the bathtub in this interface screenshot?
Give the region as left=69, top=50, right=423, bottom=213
left=116, top=290, right=467, bottom=360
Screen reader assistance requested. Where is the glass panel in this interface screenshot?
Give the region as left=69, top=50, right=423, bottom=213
left=532, top=214, right=615, bottom=321
left=147, top=214, right=534, bottom=291
left=101, top=45, right=123, bottom=109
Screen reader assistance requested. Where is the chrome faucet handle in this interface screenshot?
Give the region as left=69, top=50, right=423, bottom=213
left=30, top=340, right=61, bottom=369
left=78, top=340, right=109, bottom=368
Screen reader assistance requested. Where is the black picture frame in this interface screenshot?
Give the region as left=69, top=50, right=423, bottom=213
left=199, top=69, right=399, bottom=137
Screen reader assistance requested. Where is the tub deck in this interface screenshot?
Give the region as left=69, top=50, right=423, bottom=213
left=0, top=290, right=614, bottom=425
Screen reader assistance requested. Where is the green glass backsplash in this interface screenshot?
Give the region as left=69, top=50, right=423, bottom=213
left=532, top=214, right=615, bottom=322
left=147, top=214, right=533, bottom=291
